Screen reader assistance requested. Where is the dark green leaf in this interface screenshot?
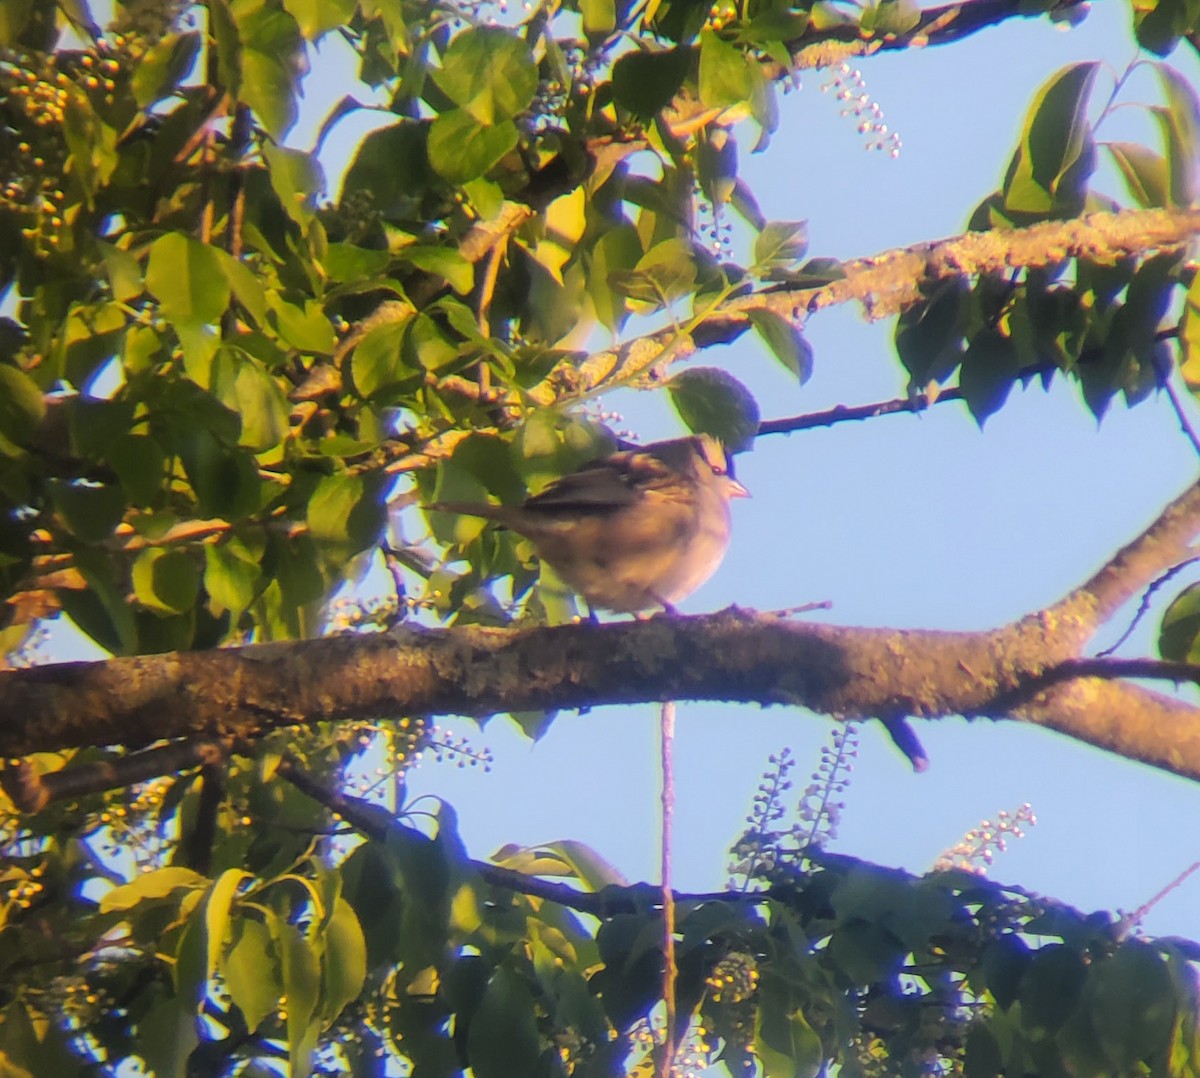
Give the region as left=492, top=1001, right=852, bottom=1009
left=107, top=434, right=167, bottom=507
left=1018, top=944, right=1086, bottom=1035
left=608, top=238, right=696, bottom=309
left=667, top=367, right=760, bottom=452
left=612, top=47, right=691, bottom=118
left=465, top=967, right=543, bottom=1078
left=223, top=917, right=280, bottom=1031
left=1004, top=63, right=1099, bottom=217
left=0, top=365, right=46, bottom=450
left=1104, top=142, right=1170, bottom=208
left=307, top=472, right=386, bottom=556
left=1153, top=63, right=1200, bottom=205
left=132, top=548, right=201, bottom=615
left=749, top=309, right=812, bottom=382
left=48, top=479, right=125, bottom=542
left=1159, top=582, right=1200, bottom=662
left=204, top=537, right=262, bottom=622
left=753, top=220, right=808, bottom=272
left=959, top=329, right=1021, bottom=426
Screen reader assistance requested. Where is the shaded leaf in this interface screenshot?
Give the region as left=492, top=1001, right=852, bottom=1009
left=668, top=366, right=760, bottom=452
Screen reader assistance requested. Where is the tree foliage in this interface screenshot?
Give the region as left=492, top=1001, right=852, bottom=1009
left=1, top=0, right=1200, bottom=1074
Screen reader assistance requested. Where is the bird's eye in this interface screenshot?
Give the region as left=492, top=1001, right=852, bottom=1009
left=710, top=464, right=726, bottom=477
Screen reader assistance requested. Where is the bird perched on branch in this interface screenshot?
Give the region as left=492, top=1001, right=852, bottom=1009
left=430, top=434, right=748, bottom=614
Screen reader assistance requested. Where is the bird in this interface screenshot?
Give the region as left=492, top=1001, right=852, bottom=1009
left=429, top=434, right=748, bottom=614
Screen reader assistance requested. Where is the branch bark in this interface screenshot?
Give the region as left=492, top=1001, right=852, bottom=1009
left=2, top=479, right=1199, bottom=780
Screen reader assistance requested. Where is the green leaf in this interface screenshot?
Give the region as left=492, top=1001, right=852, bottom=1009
left=176, top=429, right=262, bottom=519
left=580, top=0, right=616, bottom=36
left=307, top=473, right=386, bottom=557
left=958, top=329, right=1021, bottom=426
left=341, top=122, right=435, bottom=217
left=205, top=869, right=251, bottom=992
left=322, top=243, right=390, bottom=283
left=1181, top=271, right=1200, bottom=389
left=241, top=47, right=298, bottom=140
left=465, top=967, right=543, bottom=1078
left=586, top=224, right=642, bottom=333
left=0, top=366, right=45, bottom=450
left=1159, top=582, right=1200, bottom=662
left=1089, top=940, right=1175, bottom=1068
left=427, top=111, right=520, bottom=186
left=222, top=917, right=280, bottom=1032
left=1153, top=63, right=1200, bottom=206
left=405, top=313, right=460, bottom=371
left=895, top=278, right=968, bottom=387
left=282, top=0, right=356, bottom=39
left=100, top=242, right=144, bottom=304
left=699, top=30, right=755, bottom=111
left=263, top=143, right=323, bottom=227
left=351, top=314, right=414, bottom=398
left=58, top=549, right=138, bottom=655
left=432, top=27, right=537, bottom=125
left=99, top=867, right=210, bottom=912
left=753, top=220, right=809, bottom=273
left=131, top=30, right=202, bottom=106
left=612, top=47, right=691, bottom=118
left=754, top=989, right=823, bottom=1078
left=749, top=309, right=812, bottom=382
left=1004, top=62, right=1099, bottom=217
left=667, top=366, right=760, bottom=452
left=399, top=246, right=474, bottom=295
left=204, top=538, right=262, bottom=622
left=210, top=347, right=291, bottom=451
left=146, top=233, right=231, bottom=326
left=268, top=911, right=321, bottom=1075
left=48, top=479, right=125, bottom=542
left=697, top=128, right=738, bottom=206
left=107, top=434, right=166, bottom=507
left=1018, top=944, right=1087, bottom=1035
left=1105, top=142, right=1170, bottom=208
left=132, top=548, right=202, bottom=615
left=608, top=237, right=696, bottom=310
left=321, top=897, right=367, bottom=1026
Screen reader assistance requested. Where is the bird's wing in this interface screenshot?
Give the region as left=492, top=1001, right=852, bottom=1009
left=522, top=450, right=676, bottom=513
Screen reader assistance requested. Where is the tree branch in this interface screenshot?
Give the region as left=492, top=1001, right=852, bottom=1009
left=4, top=477, right=1200, bottom=782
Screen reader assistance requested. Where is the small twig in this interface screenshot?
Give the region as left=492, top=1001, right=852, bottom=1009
left=1163, top=376, right=1200, bottom=460
left=1096, top=557, right=1200, bottom=658
left=182, top=763, right=225, bottom=875
left=275, top=753, right=769, bottom=917
left=1, top=740, right=233, bottom=812
left=659, top=700, right=678, bottom=1078
left=767, top=600, right=833, bottom=618
left=987, top=656, right=1200, bottom=714
left=1120, top=860, right=1200, bottom=934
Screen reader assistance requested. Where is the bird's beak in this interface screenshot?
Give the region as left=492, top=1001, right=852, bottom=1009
left=728, top=479, right=750, bottom=499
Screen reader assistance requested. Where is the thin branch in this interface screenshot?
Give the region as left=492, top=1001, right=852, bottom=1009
left=1164, top=376, right=1200, bottom=459
left=1121, top=861, right=1200, bottom=933
left=659, top=700, right=678, bottom=1078
left=1096, top=558, right=1200, bottom=658
left=0, top=739, right=232, bottom=812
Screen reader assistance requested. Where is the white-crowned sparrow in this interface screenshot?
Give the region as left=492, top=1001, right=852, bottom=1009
left=430, top=434, right=748, bottom=613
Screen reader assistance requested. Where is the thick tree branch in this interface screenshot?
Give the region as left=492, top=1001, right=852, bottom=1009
left=4, top=477, right=1200, bottom=782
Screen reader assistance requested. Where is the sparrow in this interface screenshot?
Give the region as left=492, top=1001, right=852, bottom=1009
left=430, top=434, right=748, bottom=614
